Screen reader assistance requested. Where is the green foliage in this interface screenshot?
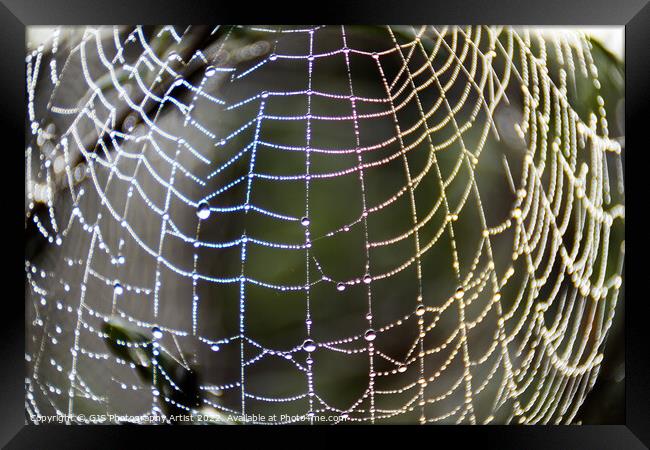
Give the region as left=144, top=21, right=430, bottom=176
left=102, top=318, right=235, bottom=424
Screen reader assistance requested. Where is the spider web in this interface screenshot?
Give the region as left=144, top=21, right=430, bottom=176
left=25, top=25, right=625, bottom=424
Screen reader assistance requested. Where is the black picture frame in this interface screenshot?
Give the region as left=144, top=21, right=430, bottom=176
left=4, top=0, right=648, bottom=448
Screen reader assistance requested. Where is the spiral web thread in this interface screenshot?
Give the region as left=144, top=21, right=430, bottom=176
left=25, top=25, right=624, bottom=424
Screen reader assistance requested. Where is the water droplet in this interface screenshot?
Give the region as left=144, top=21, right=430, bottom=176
left=122, top=113, right=137, bottom=132
left=364, top=329, right=376, bottom=342
left=301, top=216, right=310, bottom=226
left=302, top=339, right=316, bottom=352
left=336, top=283, right=346, bottom=292
left=205, top=65, right=217, bottom=77
left=113, top=282, right=124, bottom=296
left=415, top=305, right=426, bottom=316
left=210, top=344, right=220, bottom=352
left=196, top=201, right=211, bottom=220
left=398, top=365, right=407, bottom=373
left=152, top=327, right=163, bottom=339
left=454, top=287, right=465, bottom=299
left=363, top=274, right=372, bottom=284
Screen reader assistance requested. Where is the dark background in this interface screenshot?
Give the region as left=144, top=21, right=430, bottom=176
left=2, top=0, right=649, bottom=448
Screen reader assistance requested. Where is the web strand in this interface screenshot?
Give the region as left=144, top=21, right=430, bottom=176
left=25, top=25, right=624, bottom=424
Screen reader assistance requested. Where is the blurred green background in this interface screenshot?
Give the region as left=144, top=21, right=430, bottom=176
left=25, top=26, right=624, bottom=424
